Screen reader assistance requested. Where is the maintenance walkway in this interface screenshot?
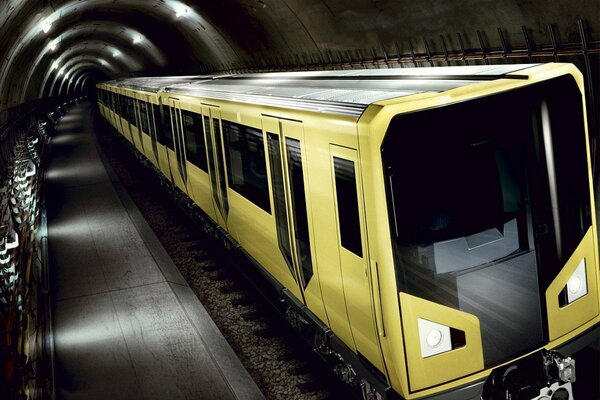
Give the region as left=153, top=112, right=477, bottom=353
left=46, top=103, right=264, bottom=400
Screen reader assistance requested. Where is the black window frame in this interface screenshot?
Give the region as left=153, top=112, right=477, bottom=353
left=333, top=157, right=363, bottom=257
left=181, top=110, right=208, bottom=172
left=285, top=137, right=313, bottom=288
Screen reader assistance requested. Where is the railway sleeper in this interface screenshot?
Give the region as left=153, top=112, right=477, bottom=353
left=230, top=294, right=254, bottom=307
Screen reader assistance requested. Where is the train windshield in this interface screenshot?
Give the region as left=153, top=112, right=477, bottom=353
left=382, top=75, right=591, bottom=367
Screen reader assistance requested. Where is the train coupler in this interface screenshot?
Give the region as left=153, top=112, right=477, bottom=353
left=481, top=350, right=576, bottom=400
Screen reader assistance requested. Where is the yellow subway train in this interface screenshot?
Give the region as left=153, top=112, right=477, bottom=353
left=96, top=64, right=600, bottom=400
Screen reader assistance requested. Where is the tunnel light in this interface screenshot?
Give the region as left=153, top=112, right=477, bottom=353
left=58, top=66, right=66, bottom=76
left=169, top=1, right=190, bottom=18
left=49, top=40, right=58, bottom=51
left=565, top=259, right=588, bottom=304
left=418, top=318, right=452, bottom=358
left=41, top=18, right=52, bottom=34
left=133, top=35, right=143, bottom=44
left=51, top=60, right=59, bottom=70
left=112, top=50, right=121, bottom=58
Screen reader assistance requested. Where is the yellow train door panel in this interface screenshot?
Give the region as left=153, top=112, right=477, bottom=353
left=330, top=145, right=385, bottom=372
left=263, top=116, right=326, bottom=319
left=155, top=100, right=173, bottom=183
left=167, top=98, right=189, bottom=194
left=117, top=95, right=131, bottom=143
left=131, top=98, right=145, bottom=154
left=201, top=105, right=229, bottom=229
left=140, top=96, right=158, bottom=168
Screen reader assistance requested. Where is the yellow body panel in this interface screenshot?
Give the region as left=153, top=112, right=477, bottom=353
left=141, top=132, right=158, bottom=167
left=186, top=163, right=216, bottom=221
left=546, top=228, right=599, bottom=340
left=399, top=293, right=484, bottom=391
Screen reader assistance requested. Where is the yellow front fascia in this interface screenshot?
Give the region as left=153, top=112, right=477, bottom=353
left=546, top=227, right=599, bottom=340
left=399, top=292, right=483, bottom=392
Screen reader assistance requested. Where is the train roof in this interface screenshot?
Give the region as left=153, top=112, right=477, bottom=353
left=103, top=75, right=217, bottom=92
left=103, top=64, right=539, bottom=117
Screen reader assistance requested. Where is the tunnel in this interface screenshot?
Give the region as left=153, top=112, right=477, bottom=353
left=0, top=1, right=599, bottom=400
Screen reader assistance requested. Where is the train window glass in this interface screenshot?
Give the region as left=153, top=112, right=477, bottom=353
left=333, top=157, right=363, bottom=257
left=153, top=104, right=164, bottom=144
left=181, top=110, right=207, bottom=171
left=267, top=133, right=294, bottom=276
left=204, top=116, right=221, bottom=210
left=542, top=78, right=591, bottom=265
left=128, top=97, right=137, bottom=127
left=139, top=101, right=149, bottom=134
left=286, top=138, right=313, bottom=287
left=223, top=120, right=270, bottom=213
left=115, top=94, right=120, bottom=115
left=124, top=97, right=129, bottom=121
left=148, top=103, right=156, bottom=137
left=162, top=106, right=175, bottom=150
left=213, top=118, right=229, bottom=215
left=135, top=100, right=142, bottom=129
left=119, top=95, right=126, bottom=120
left=119, top=96, right=124, bottom=117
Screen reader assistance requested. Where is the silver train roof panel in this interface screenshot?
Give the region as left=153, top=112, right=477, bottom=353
left=105, top=65, right=539, bottom=117
left=164, top=65, right=537, bottom=117
left=106, top=75, right=216, bottom=92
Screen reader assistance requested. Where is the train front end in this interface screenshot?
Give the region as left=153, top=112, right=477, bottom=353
left=375, top=65, right=599, bottom=399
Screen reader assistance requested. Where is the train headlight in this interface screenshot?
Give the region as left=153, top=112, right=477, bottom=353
left=418, top=318, right=452, bottom=357
left=565, top=259, right=587, bottom=304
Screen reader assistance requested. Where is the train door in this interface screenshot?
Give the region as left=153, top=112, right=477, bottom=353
left=201, top=105, right=229, bottom=228
left=140, top=96, right=158, bottom=167
left=134, top=99, right=145, bottom=154
left=146, top=97, right=159, bottom=166
left=155, top=100, right=173, bottom=181
left=115, top=94, right=125, bottom=135
left=122, top=96, right=133, bottom=143
left=126, top=97, right=136, bottom=145
left=263, top=116, right=319, bottom=306
left=167, top=98, right=189, bottom=194
left=330, top=145, right=386, bottom=372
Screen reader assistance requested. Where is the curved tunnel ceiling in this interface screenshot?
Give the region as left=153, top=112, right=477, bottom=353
left=0, top=0, right=598, bottom=111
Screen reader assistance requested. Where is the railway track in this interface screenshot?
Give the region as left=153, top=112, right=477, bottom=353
left=94, top=113, right=357, bottom=400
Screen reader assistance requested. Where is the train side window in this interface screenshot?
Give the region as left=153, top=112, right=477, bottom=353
left=153, top=104, right=164, bottom=144
left=333, top=157, right=363, bottom=257
left=286, top=138, right=313, bottom=286
left=139, top=101, right=149, bottom=133
left=203, top=115, right=221, bottom=210
left=135, top=100, right=142, bottom=128
left=162, top=106, right=175, bottom=150
left=213, top=117, right=229, bottom=216
left=181, top=110, right=207, bottom=171
left=267, top=133, right=294, bottom=275
left=223, top=120, right=270, bottom=213
left=128, top=97, right=137, bottom=127
left=120, top=95, right=127, bottom=120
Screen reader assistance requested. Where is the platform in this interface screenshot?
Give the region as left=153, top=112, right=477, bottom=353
left=46, top=104, right=265, bottom=400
